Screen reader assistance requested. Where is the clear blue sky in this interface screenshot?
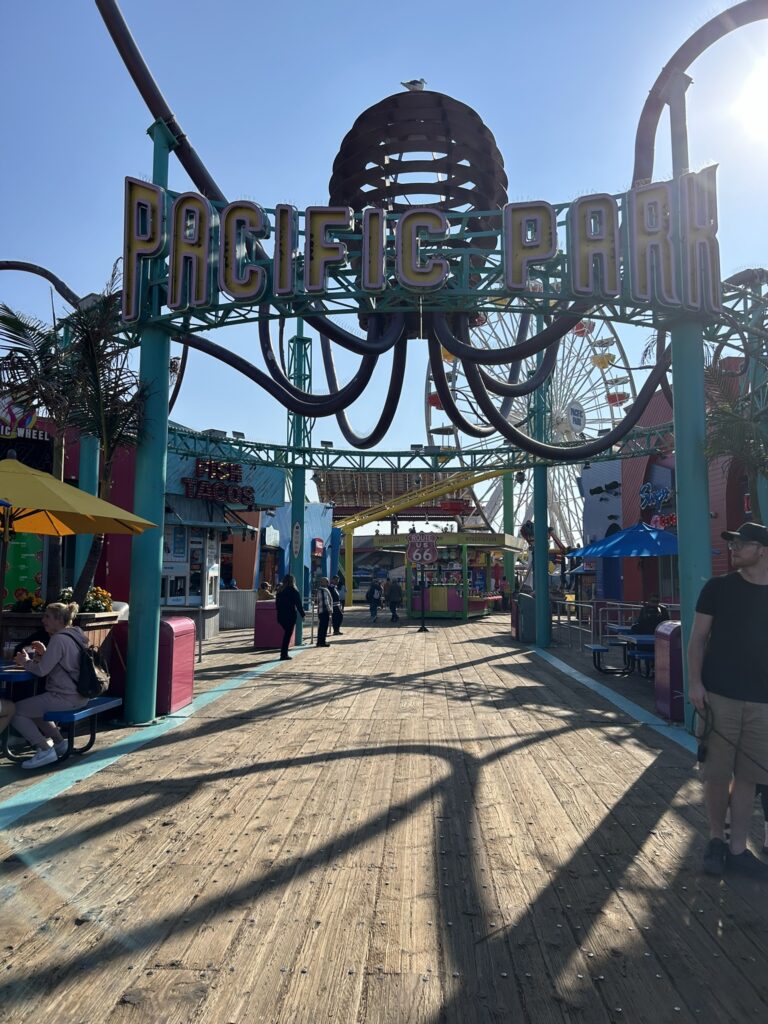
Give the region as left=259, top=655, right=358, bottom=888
left=2, top=0, right=768, bottom=455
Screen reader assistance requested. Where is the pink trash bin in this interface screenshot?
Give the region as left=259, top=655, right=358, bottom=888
left=110, top=617, right=195, bottom=715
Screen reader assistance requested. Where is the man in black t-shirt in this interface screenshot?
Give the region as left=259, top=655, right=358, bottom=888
left=688, top=522, right=768, bottom=879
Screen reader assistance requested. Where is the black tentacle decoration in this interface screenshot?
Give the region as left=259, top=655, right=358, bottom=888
left=433, top=308, right=587, bottom=365
left=477, top=339, right=560, bottom=398
left=258, top=312, right=405, bottom=406
left=320, top=334, right=408, bottom=449
left=173, top=332, right=374, bottom=417
left=95, top=0, right=232, bottom=209
left=427, top=333, right=496, bottom=439
left=462, top=344, right=672, bottom=461
left=303, top=311, right=405, bottom=355
left=633, top=0, right=768, bottom=186
left=0, top=261, right=81, bottom=308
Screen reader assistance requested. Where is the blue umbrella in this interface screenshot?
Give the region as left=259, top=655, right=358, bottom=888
left=571, top=521, right=678, bottom=559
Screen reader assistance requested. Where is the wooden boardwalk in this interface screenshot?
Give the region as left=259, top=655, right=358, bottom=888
left=1, top=612, right=767, bottom=1023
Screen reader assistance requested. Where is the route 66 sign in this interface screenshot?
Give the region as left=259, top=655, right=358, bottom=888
left=406, top=532, right=438, bottom=564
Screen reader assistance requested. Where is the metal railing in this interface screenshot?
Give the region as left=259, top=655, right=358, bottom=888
left=596, top=600, right=680, bottom=645
left=551, top=599, right=594, bottom=651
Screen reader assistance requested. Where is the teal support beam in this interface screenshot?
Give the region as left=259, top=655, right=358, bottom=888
left=287, top=321, right=311, bottom=644
left=124, top=120, right=176, bottom=724
left=73, top=434, right=100, bottom=584
left=533, top=331, right=551, bottom=647
left=290, top=466, right=306, bottom=645
left=462, top=543, right=469, bottom=620
left=502, top=471, right=515, bottom=588
left=665, top=70, right=712, bottom=724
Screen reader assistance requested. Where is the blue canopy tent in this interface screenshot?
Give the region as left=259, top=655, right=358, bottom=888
left=570, top=522, right=679, bottom=559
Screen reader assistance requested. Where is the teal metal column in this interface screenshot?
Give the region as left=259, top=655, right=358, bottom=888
left=125, top=120, right=176, bottom=724
left=287, top=321, right=312, bottom=644
left=502, top=471, right=515, bottom=586
left=73, top=434, right=100, bottom=583
left=665, top=69, right=712, bottom=722
left=462, top=543, right=469, bottom=620
left=290, top=467, right=306, bottom=644
left=533, top=331, right=551, bottom=646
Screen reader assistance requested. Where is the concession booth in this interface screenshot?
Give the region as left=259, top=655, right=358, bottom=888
left=373, top=532, right=526, bottom=621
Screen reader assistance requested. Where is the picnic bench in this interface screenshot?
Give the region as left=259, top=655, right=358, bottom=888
left=585, top=642, right=633, bottom=677
left=43, top=695, right=123, bottom=761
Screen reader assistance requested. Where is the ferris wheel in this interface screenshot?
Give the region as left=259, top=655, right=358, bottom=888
left=424, top=306, right=637, bottom=547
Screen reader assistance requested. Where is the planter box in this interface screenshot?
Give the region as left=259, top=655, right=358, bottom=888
left=1, top=610, right=119, bottom=651
left=1, top=612, right=45, bottom=644
left=75, top=612, right=120, bottom=651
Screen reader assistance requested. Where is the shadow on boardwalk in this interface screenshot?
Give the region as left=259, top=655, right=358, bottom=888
left=1, top=616, right=767, bottom=1022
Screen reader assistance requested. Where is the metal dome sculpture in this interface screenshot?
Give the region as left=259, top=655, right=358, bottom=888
left=328, top=89, right=508, bottom=299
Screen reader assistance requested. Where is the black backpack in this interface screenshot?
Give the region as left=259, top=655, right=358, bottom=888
left=63, top=633, right=110, bottom=698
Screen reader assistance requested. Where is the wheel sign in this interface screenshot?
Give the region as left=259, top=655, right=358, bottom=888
left=406, top=532, right=438, bottom=564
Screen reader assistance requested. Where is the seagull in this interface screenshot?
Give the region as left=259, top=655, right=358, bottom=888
left=401, top=78, right=426, bottom=91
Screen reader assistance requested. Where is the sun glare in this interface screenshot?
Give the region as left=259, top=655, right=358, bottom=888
left=733, top=57, right=768, bottom=144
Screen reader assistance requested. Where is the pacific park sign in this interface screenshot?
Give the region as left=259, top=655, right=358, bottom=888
left=123, top=167, right=722, bottom=324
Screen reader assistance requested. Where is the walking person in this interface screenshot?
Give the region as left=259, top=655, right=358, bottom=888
left=275, top=574, right=304, bottom=660
left=316, top=577, right=333, bottom=647
left=688, top=522, right=768, bottom=878
left=330, top=576, right=344, bottom=635
left=388, top=578, right=403, bottom=623
left=365, top=579, right=383, bottom=622
left=11, top=602, right=88, bottom=769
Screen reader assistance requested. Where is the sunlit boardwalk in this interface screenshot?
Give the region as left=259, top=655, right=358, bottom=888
left=1, top=613, right=767, bottom=1024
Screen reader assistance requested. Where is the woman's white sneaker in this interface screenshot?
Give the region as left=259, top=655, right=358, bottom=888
left=22, top=745, right=58, bottom=770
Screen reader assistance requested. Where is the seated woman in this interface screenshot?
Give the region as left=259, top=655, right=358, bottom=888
left=256, top=580, right=274, bottom=601
left=12, top=602, right=88, bottom=770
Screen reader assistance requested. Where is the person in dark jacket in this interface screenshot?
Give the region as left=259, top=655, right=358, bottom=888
left=330, top=576, right=344, bottom=635
left=388, top=579, right=403, bottom=622
left=316, top=577, right=333, bottom=647
left=275, top=575, right=304, bottom=660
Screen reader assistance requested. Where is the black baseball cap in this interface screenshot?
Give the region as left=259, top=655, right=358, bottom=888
left=721, top=522, right=768, bottom=547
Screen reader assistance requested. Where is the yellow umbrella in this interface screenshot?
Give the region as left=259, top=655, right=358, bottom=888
left=0, top=452, right=155, bottom=634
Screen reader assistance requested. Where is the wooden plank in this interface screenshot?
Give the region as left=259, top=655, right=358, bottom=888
left=198, top=720, right=380, bottom=1021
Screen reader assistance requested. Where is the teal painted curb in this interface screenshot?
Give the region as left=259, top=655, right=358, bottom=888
left=533, top=649, right=697, bottom=755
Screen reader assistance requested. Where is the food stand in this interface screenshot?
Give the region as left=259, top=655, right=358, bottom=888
left=373, top=532, right=525, bottom=621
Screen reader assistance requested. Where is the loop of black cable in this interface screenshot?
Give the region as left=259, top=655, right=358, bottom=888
left=477, top=338, right=560, bottom=398
left=303, top=310, right=405, bottom=355
left=433, top=306, right=587, bottom=365
left=95, top=0, right=232, bottom=210
left=632, top=1, right=768, bottom=187
left=174, top=333, right=371, bottom=417
left=462, top=344, right=672, bottom=461
left=257, top=309, right=395, bottom=407
left=426, top=333, right=496, bottom=439
left=320, top=334, right=408, bottom=449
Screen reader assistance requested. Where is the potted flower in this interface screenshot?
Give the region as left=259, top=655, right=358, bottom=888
left=58, top=585, right=118, bottom=649
left=2, top=589, right=46, bottom=643
left=10, top=591, right=45, bottom=613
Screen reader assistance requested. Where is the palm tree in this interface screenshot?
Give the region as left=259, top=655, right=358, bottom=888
left=0, top=265, right=146, bottom=605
